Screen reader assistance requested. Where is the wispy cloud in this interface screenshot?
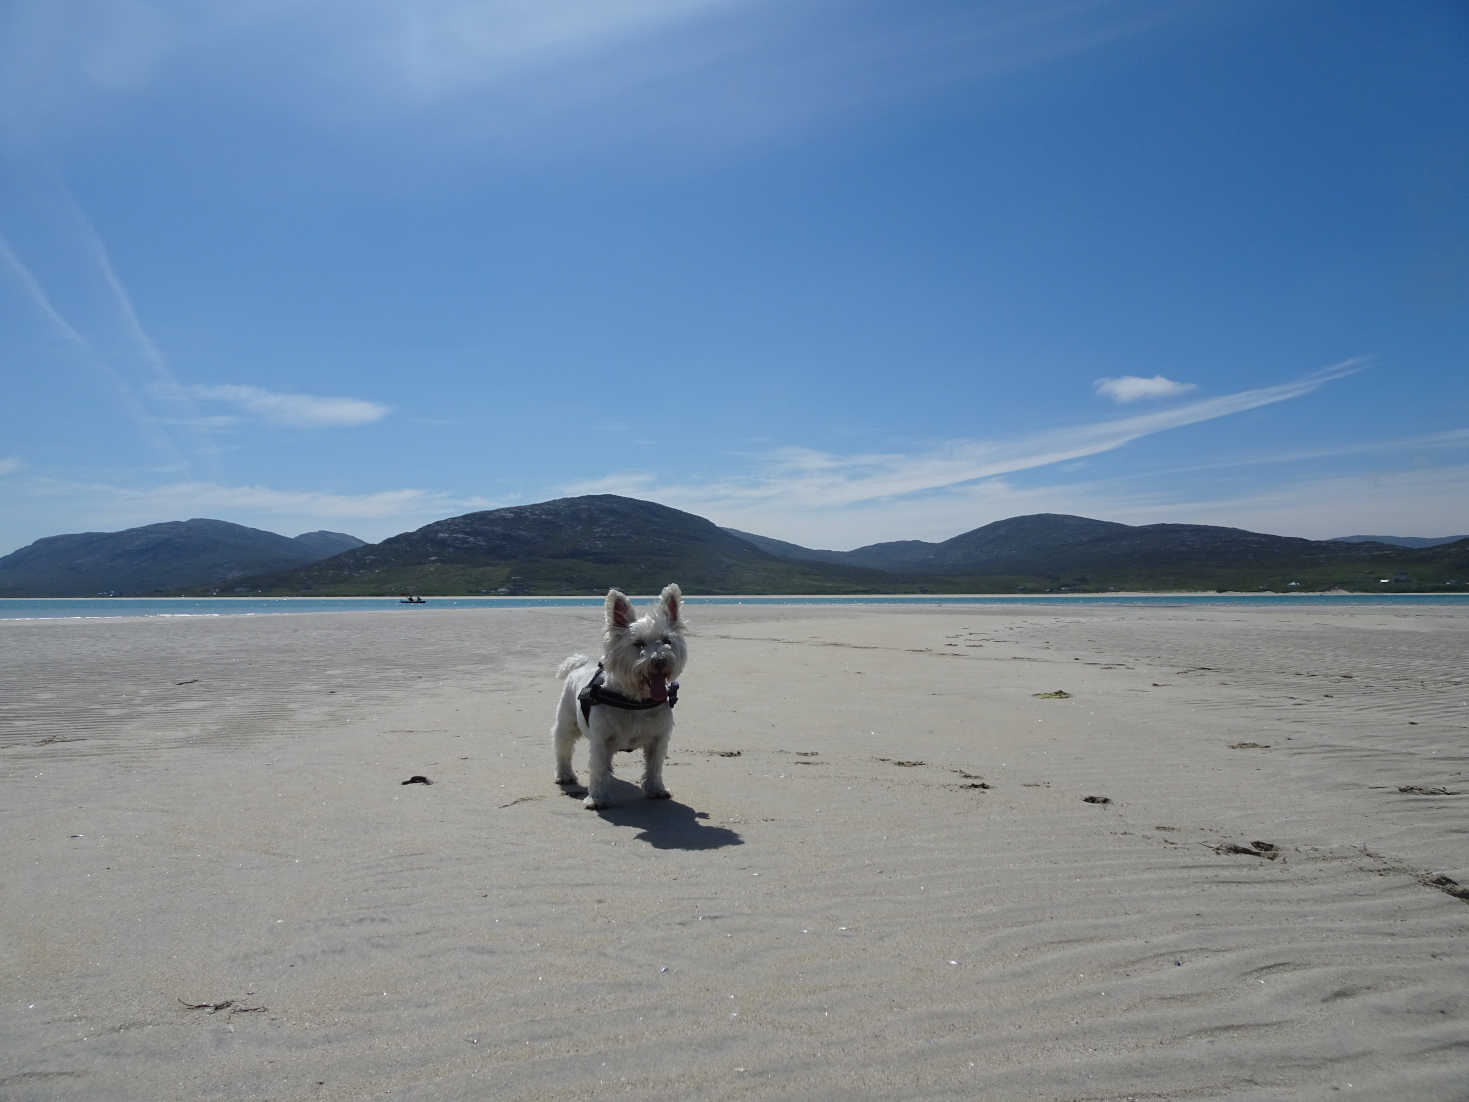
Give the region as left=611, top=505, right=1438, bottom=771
left=1094, top=374, right=1197, bottom=403
left=161, top=383, right=390, bottom=428
left=1, top=0, right=1181, bottom=158
left=95, top=480, right=481, bottom=520
left=561, top=359, right=1373, bottom=542
left=1100, top=426, right=1469, bottom=482
left=0, top=231, right=89, bottom=346
left=359, top=0, right=1183, bottom=156
left=388, top=0, right=741, bottom=100
left=568, top=360, right=1368, bottom=511
left=0, top=457, right=23, bottom=477
left=60, top=188, right=176, bottom=385
left=0, top=217, right=188, bottom=465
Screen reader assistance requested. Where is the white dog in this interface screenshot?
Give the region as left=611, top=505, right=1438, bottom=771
left=552, top=583, right=688, bottom=810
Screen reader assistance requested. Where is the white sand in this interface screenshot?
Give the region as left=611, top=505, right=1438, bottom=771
left=2, top=601, right=1467, bottom=1100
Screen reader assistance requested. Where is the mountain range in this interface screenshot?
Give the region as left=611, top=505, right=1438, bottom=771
left=1331, top=534, right=1469, bottom=549
left=0, top=520, right=365, bottom=597
left=725, top=512, right=1469, bottom=593
left=3, top=497, right=1466, bottom=597
left=728, top=514, right=1348, bottom=576
left=198, top=498, right=1469, bottom=595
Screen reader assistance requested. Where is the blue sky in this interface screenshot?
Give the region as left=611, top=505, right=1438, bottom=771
left=2, top=0, right=1466, bottom=555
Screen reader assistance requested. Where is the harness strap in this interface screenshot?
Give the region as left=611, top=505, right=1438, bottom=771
left=579, top=663, right=679, bottom=724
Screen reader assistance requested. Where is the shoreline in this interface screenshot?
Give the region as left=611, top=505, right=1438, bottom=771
left=5, top=589, right=1466, bottom=599
left=2, top=589, right=1465, bottom=610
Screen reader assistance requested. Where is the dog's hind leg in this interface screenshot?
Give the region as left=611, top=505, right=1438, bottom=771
left=552, top=691, right=582, bottom=788
left=641, top=735, right=671, bottom=800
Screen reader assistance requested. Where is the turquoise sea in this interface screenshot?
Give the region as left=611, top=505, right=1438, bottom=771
left=1, top=594, right=1465, bottom=620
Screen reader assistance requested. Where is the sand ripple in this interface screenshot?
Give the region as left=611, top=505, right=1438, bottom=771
left=2, top=603, right=1466, bottom=1100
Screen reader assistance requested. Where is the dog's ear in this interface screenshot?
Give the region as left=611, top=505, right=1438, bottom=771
left=605, top=588, right=635, bottom=631
left=658, top=583, right=684, bottom=629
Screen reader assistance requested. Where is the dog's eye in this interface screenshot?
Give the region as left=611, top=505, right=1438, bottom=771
left=660, top=636, right=671, bottom=645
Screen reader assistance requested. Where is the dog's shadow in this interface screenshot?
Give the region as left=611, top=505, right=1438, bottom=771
left=562, top=780, right=743, bottom=850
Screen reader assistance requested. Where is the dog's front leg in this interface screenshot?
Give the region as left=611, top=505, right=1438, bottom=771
left=583, top=733, right=615, bottom=810
left=642, top=734, right=671, bottom=800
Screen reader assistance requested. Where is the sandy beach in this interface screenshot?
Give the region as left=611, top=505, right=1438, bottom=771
left=2, top=600, right=1467, bottom=1100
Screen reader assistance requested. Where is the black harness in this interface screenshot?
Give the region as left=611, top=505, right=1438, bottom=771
left=579, top=663, right=679, bottom=724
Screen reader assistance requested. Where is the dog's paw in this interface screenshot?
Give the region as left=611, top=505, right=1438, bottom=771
left=583, top=794, right=608, bottom=811
left=643, top=785, right=672, bottom=800
left=555, top=774, right=579, bottom=787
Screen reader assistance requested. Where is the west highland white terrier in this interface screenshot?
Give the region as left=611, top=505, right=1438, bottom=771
left=552, top=583, right=688, bottom=810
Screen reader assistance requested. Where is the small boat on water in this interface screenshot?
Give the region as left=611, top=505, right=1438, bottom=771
left=399, top=595, right=427, bottom=604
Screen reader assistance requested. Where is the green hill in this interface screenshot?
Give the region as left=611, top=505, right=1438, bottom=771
left=244, top=496, right=893, bottom=596
left=0, top=520, right=366, bottom=597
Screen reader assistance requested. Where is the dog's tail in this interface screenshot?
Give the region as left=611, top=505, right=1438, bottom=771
left=557, top=653, right=591, bottom=679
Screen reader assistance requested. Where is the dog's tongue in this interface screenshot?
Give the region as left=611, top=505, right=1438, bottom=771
left=647, top=679, right=669, bottom=703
